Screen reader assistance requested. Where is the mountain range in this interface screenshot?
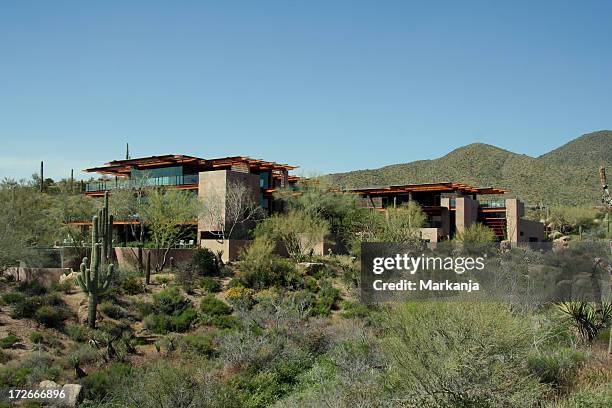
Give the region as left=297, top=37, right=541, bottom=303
left=323, top=130, right=612, bottom=206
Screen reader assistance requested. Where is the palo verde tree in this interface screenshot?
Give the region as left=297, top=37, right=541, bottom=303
left=76, top=192, right=115, bottom=329
left=110, top=173, right=151, bottom=270
left=140, top=188, right=198, bottom=273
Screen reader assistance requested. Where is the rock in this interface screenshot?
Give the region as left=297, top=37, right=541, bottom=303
left=39, top=380, right=59, bottom=388
left=38, top=381, right=82, bottom=407
left=62, top=383, right=83, bottom=407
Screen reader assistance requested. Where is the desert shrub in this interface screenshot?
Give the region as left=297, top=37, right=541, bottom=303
left=19, top=353, right=60, bottom=384
left=51, top=280, right=74, bottom=294
left=144, top=314, right=173, bottom=334
left=80, top=362, right=132, bottom=401
left=29, top=332, right=44, bottom=345
left=17, top=280, right=47, bottom=296
left=2, top=292, right=26, bottom=305
left=550, top=383, right=612, bottom=407
left=34, top=305, right=69, bottom=328
left=383, top=301, right=546, bottom=407
left=204, top=314, right=240, bottom=329
left=8, top=293, right=65, bottom=320
left=238, top=237, right=299, bottom=289
left=144, top=308, right=198, bottom=334
left=175, top=262, right=198, bottom=293
left=340, top=300, right=370, bottom=319
left=309, top=280, right=341, bottom=317
left=0, top=350, right=10, bottom=364
left=199, top=277, right=221, bottom=292
left=66, top=344, right=100, bottom=367
left=528, top=347, right=588, bottom=386
left=0, top=335, right=20, bottom=349
left=200, top=295, right=232, bottom=316
left=99, top=301, right=127, bottom=320
left=64, top=324, right=88, bottom=343
left=112, top=360, right=211, bottom=408
left=226, top=286, right=255, bottom=311
left=133, top=301, right=155, bottom=320
left=171, top=308, right=198, bottom=332
left=193, top=247, right=220, bottom=276
left=121, top=276, right=143, bottom=295
left=454, top=223, right=496, bottom=243
left=180, top=333, right=217, bottom=356
left=0, top=366, right=31, bottom=387
left=152, top=286, right=190, bottom=315
left=255, top=211, right=330, bottom=261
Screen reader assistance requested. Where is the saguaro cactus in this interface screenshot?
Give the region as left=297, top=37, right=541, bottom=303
left=77, top=192, right=115, bottom=328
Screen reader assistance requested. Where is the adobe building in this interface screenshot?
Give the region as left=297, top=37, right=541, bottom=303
left=351, top=182, right=544, bottom=243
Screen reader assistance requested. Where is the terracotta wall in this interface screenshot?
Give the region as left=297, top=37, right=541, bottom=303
left=114, top=247, right=196, bottom=271
left=3, top=267, right=71, bottom=287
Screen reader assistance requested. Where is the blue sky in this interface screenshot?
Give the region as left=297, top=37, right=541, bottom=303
left=1, top=1, right=611, bottom=180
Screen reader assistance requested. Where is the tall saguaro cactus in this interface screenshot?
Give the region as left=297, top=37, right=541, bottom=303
left=77, top=192, right=115, bottom=328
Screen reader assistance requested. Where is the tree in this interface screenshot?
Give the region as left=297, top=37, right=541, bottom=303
left=255, top=210, right=330, bottom=261
left=110, top=176, right=150, bottom=270
left=199, top=180, right=263, bottom=243
left=358, top=202, right=426, bottom=244
left=275, top=181, right=366, bottom=249
left=0, top=179, right=55, bottom=272
left=140, top=189, right=198, bottom=272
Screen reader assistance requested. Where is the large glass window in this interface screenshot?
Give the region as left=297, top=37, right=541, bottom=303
left=259, top=171, right=270, bottom=188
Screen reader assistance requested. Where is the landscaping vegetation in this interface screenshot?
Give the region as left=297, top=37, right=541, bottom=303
left=0, top=176, right=610, bottom=407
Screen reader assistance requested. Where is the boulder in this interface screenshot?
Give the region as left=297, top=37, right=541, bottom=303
left=38, top=381, right=83, bottom=407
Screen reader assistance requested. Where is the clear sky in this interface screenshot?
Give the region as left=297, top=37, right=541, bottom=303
left=1, top=1, right=611, bottom=180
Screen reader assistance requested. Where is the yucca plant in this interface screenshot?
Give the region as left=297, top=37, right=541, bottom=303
left=556, top=301, right=610, bottom=342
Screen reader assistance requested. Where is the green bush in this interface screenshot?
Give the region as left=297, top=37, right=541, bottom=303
left=0, top=366, right=31, bottom=388
left=309, top=280, right=341, bottom=317
left=200, top=295, right=232, bottom=316
left=383, top=302, right=546, bottom=407
left=29, top=332, right=44, bottom=345
left=192, top=247, right=220, bottom=276
left=144, top=307, right=198, bottom=334
left=66, top=344, right=100, bottom=367
left=153, top=286, right=191, bottom=315
left=180, top=333, right=216, bottom=356
left=9, top=293, right=64, bottom=320
left=121, top=277, right=143, bottom=295
left=0, top=350, right=10, bottom=364
left=2, top=292, right=26, bottom=305
left=64, top=324, right=88, bottom=343
left=34, top=305, right=69, bottom=328
left=238, top=237, right=298, bottom=289
left=80, top=362, right=132, bottom=401
left=199, top=277, right=221, bottom=292
left=0, top=335, right=20, bottom=349
left=51, top=280, right=74, bottom=294
left=340, top=300, right=370, bottom=319
left=202, top=314, right=240, bottom=329
left=528, top=347, right=587, bottom=386
left=99, top=301, right=127, bottom=319
left=17, top=280, right=47, bottom=296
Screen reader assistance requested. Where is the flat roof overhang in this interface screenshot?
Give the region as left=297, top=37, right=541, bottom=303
left=84, top=154, right=298, bottom=177
left=351, top=182, right=507, bottom=196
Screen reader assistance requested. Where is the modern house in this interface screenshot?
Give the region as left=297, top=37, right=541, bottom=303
left=82, top=154, right=299, bottom=259
left=351, top=182, right=544, bottom=243
left=81, top=155, right=543, bottom=260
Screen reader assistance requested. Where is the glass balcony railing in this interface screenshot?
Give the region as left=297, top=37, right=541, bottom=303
left=85, top=174, right=199, bottom=192
left=479, top=199, right=506, bottom=208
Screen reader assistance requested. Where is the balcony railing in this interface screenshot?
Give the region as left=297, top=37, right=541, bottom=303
left=479, top=200, right=506, bottom=208
left=85, top=174, right=199, bottom=192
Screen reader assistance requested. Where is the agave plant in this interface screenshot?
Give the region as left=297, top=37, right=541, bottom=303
left=556, top=301, right=610, bottom=342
